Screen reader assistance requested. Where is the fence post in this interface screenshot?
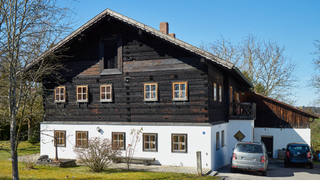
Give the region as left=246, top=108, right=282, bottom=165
left=196, top=151, right=202, bottom=176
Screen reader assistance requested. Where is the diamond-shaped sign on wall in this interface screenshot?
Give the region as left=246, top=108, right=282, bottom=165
left=234, top=131, right=245, bottom=141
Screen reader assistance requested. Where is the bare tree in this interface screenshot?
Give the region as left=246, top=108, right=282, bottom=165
left=0, top=0, right=75, bottom=179
left=125, top=128, right=143, bottom=170
left=311, top=40, right=320, bottom=104
left=200, top=35, right=241, bottom=65
left=201, top=33, right=298, bottom=104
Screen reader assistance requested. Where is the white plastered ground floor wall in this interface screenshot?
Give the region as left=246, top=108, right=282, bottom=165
left=43, top=119, right=305, bottom=171
left=254, top=128, right=311, bottom=158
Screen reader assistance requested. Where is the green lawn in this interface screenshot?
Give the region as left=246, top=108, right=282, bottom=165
left=0, top=141, right=219, bottom=180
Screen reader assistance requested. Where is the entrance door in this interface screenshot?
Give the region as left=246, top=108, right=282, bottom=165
left=261, top=136, right=273, bottom=158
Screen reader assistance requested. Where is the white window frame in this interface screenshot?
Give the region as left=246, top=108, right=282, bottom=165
left=221, top=130, right=225, bottom=147
left=143, top=133, right=157, bottom=152
left=54, top=130, right=66, bottom=147
left=112, top=132, right=125, bottom=150
left=54, top=86, right=66, bottom=103
left=100, top=84, right=112, bottom=102
left=219, top=85, right=222, bottom=102
left=76, top=85, right=88, bottom=102
left=216, top=132, right=220, bottom=150
left=172, top=134, right=187, bottom=153
left=172, top=81, right=188, bottom=101
left=144, top=83, right=158, bottom=101
left=75, top=131, right=88, bottom=148
left=213, top=83, right=217, bottom=101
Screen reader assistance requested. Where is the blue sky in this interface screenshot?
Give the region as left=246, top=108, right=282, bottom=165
left=62, top=0, right=320, bottom=107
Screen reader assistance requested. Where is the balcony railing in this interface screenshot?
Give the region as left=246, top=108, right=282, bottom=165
left=229, top=102, right=256, bottom=120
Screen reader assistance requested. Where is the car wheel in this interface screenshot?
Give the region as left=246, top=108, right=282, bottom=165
left=284, top=161, right=288, bottom=168
left=230, top=167, right=235, bottom=173
left=310, top=163, right=313, bottom=169
left=262, top=170, right=267, bottom=176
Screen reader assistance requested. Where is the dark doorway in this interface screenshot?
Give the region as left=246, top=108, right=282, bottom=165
left=261, top=136, right=273, bottom=158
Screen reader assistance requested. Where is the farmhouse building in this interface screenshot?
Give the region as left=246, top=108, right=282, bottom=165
left=34, top=9, right=318, bottom=171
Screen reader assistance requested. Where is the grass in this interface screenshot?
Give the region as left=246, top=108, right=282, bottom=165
left=0, top=141, right=219, bottom=180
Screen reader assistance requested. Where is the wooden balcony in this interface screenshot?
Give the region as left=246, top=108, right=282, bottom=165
left=229, top=102, right=256, bottom=120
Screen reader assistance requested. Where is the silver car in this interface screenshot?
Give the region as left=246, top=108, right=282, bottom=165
left=230, top=142, right=269, bottom=176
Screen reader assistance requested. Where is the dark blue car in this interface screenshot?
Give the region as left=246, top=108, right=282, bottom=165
left=284, top=143, right=313, bottom=169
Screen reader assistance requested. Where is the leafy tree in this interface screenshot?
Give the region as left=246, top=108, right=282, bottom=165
left=200, top=33, right=298, bottom=104
left=0, top=0, right=75, bottom=179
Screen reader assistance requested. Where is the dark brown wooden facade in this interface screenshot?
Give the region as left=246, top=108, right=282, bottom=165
left=239, top=91, right=318, bottom=128
left=42, top=12, right=252, bottom=124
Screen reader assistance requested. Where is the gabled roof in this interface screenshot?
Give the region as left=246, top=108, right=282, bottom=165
left=26, top=9, right=253, bottom=87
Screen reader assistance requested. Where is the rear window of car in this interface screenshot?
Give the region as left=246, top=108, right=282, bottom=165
left=235, top=144, right=263, bottom=153
left=287, top=145, right=309, bottom=152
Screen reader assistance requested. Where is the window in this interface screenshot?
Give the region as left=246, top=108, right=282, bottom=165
left=103, top=43, right=118, bottom=69
left=100, top=84, right=112, bottom=102
left=100, top=35, right=122, bottom=75
left=219, top=85, right=222, bottom=102
left=230, top=86, right=233, bottom=103
left=216, top=132, right=220, bottom=150
left=54, top=86, right=66, bottom=102
left=143, top=133, right=157, bottom=151
left=75, top=131, right=88, bottom=147
left=144, top=83, right=158, bottom=101
left=172, top=134, right=187, bottom=153
left=172, top=82, right=188, bottom=101
left=213, top=83, right=217, bottom=101
left=221, top=130, right=225, bottom=147
left=54, top=131, right=66, bottom=147
left=77, top=85, right=88, bottom=102
left=235, top=92, right=239, bottom=102
left=112, top=132, right=125, bottom=150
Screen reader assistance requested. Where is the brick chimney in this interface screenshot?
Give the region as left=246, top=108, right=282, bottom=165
left=169, top=33, right=176, bottom=38
left=160, top=22, right=168, bottom=34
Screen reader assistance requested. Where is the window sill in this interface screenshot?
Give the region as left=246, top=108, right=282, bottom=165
left=172, top=151, right=187, bottom=153
left=100, top=69, right=122, bottom=75
left=77, top=100, right=88, bottom=103
left=54, top=101, right=65, bottom=103
left=143, top=150, right=158, bottom=152
left=55, top=145, right=66, bottom=147
left=143, top=99, right=158, bottom=102
left=100, top=100, right=113, bottom=103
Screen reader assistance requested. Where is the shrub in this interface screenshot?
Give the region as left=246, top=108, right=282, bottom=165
left=73, top=137, right=121, bottom=172
left=23, top=155, right=37, bottom=170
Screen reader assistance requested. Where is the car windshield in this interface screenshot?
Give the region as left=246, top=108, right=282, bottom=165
left=288, top=145, right=309, bottom=152
left=235, top=144, right=263, bottom=153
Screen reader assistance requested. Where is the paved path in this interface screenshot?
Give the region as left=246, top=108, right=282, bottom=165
left=216, top=162, right=320, bottom=180
left=14, top=154, right=212, bottom=175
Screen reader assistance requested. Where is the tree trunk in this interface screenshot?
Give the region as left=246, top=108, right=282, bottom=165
left=10, top=116, right=19, bottom=180
left=27, top=118, right=32, bottom=141
left=28, top=120, right=31, bottom=141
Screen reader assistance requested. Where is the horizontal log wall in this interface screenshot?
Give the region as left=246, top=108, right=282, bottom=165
left=240, top=91, right=309, bottom=128
left=43, top=17, right=213, bottom=123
